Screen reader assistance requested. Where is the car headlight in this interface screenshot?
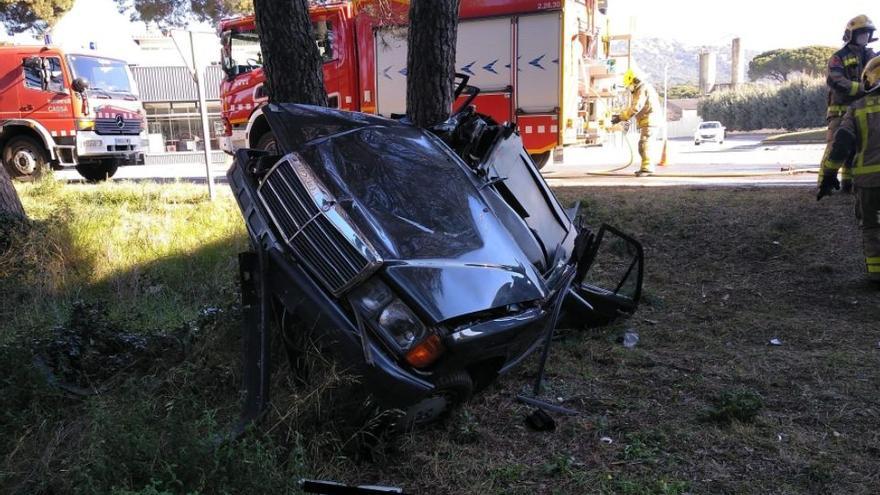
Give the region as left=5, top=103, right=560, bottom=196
left=351, top=280, right=439, bottom=366
left=378, top=300, right=423, bottom=348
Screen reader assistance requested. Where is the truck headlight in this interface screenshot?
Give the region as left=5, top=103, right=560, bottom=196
left=351, top=280, right=431, bottom=356
left=77, top=118, right=95, bottom=131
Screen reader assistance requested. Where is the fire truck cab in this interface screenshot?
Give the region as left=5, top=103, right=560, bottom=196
left=218, top=0, right=624, bottom=169
left=0, top=45, right=147, bottom=181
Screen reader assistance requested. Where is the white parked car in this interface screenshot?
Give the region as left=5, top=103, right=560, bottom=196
left=694, top=121, right=725, bottom=145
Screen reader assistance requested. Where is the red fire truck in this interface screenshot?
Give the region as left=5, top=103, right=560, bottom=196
left=218, top=0, right=624, bottom=168
left=0, top=45, right=147, bottom=181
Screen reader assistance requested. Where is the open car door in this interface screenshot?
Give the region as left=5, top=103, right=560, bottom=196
left=564, top=224, right=644, bottom=327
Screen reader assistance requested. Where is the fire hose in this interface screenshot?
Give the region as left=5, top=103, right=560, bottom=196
left=544, top=128, right=821, bottom=179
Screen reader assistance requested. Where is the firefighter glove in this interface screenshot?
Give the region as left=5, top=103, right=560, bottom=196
left=817, top=173, right=841, bottom=201
left=611, top=114, right=621, bottom=125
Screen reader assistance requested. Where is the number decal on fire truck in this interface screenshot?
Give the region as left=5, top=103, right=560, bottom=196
left=537, top=1, right=561, bottom=9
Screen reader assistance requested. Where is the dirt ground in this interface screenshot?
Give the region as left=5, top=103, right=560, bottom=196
left=3, top=184, right=879, bottom=494
left=342, top=186, right=880, bottom=494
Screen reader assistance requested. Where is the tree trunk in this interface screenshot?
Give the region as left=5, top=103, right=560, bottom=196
left=253, top=0, right=327, bottom=106
left=0, top=165, right=26, bottom=220
left=406, top=0, right=461, bottom=128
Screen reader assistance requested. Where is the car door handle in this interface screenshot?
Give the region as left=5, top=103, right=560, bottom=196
left=20, top=104, right=33, bottom=111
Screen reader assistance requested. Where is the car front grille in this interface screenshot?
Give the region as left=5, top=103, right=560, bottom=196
left=258, top=155, right=382, bottom=295
left=95, top=118, right=142, bottom=135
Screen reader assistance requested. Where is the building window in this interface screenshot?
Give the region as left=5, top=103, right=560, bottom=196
left=143, top=101, right=222, bottom=152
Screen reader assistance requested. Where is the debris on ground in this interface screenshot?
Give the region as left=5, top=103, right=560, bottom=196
left=769, top=338, right=783, bottom=346
left=30, top=301, right=194, bottom=395
left=525, top=408, right=556, bottom=432
left=620, top=330, right=640, bottom=348
left=600, top=436, right=614, bottom=444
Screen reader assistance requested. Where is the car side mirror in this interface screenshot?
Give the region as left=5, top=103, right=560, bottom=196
left=72, top=77, right=90, bottom=93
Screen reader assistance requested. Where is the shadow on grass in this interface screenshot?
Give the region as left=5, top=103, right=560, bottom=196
left=1, top=191, right=407, bottom=494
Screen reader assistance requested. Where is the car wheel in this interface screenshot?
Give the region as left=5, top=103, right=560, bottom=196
left=694, top=141, right=700, bottom=146
left=3, top=135, right=49, bottom=181
left=255, top=132, right=277, bottom=153
left=75, top=159, right=119, bottom=182
left=530, top=151, right=552, bottom=170
left=399, top=371, right=473, bottom=430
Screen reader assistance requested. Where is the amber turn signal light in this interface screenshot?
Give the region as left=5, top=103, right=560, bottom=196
left=405, top=335, right=444, bottom=368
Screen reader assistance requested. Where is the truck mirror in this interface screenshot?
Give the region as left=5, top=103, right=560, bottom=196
left=72, top=77, right=90, bottom=93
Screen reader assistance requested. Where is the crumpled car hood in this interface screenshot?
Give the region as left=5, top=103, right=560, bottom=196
left=264, top=104, right=548, bottom=322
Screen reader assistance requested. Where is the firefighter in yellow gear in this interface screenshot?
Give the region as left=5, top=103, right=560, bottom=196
left=818, top=56, right=880, bottom=284
left=611, top=69, right=661, bottom=176
left=819, top=15, right=877, bottom=192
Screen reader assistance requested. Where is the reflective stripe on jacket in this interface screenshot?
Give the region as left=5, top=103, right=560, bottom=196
left=826, top=45, right=876, bottom=117
left=620, top=81, right=661, bottom=129
left=823, top=94, right=880, bottom=187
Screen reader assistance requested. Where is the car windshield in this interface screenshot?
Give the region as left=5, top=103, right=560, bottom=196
left=700, top=122, right=721, bottom=129
left=67, top=55, right=135, bottom=94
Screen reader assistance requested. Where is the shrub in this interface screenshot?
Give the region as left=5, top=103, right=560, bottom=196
left=699, top=78, right=826, bottom=131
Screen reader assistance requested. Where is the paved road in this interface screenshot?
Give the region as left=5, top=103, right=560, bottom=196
left=54, top=133, right=826, bottom=188
left=542, top=133, right=824, bottom=187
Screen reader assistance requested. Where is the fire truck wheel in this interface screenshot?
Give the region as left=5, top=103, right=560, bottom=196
left=2, top=136, right=49, bottom=181
left=530, top=151, right=552, bottom=170
left=75, top=160, right=119, bottom=183
left=256, top=132, right=277, bottom=153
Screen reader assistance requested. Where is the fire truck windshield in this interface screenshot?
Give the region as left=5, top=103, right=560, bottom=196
left=223, top=31, right=263, bottom=75
left=67, top=55, right=135, bottom=95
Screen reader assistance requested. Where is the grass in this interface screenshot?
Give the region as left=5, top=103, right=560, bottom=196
left=762, top=128, right=826, bottom=144
left=2, top=179, right=880, bottom=494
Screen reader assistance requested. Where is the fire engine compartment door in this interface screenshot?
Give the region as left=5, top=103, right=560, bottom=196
left=374, top=17, right=512, bottom=118
left=516, top=11, right=561, bottom=114
left=374, top=27, right=408, bottom=117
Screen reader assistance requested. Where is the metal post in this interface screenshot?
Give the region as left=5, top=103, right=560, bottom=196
left=663, top=63, right=668, bottom=141
left=189, top=31, right=216, bottom=200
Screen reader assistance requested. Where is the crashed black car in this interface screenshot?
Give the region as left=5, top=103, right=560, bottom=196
left=228, top=88, right=643, bottom=426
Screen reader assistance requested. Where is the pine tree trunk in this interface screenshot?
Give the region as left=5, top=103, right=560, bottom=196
left=253, top=0, right=327, bottom=106
left=406, top=0, right=461, bottom=128
left=0, top=166, right=26, bottom=220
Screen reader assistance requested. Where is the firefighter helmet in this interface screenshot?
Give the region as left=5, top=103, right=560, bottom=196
left=863, top=56, right=880, bottom=93
left=622, top=68, right=640, bottom=87
left=843, top=15, right=876, bottom=42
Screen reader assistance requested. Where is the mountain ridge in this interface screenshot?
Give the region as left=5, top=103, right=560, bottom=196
left=630, top=37, right=759, bottom=86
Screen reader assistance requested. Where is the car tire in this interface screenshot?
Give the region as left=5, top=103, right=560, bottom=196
left=75, top=159, right=119, bottom=182
left=255, top=132, right=277, bottom=153
left=530, top=151, right=552, bottom=170
left=399, top=371, right=474, bottom=430
left=2, top=135, right=49, bottom=181
left=694, top=141, right=700, bottom=146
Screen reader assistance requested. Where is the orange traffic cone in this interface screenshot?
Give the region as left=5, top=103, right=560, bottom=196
left=658, top=138, right=668, bottom=167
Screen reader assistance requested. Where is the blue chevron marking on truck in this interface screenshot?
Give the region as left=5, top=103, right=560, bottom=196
left=529, top=55, right=545, bottom=70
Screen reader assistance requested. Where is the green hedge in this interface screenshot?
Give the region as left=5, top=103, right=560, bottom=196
left=698, top=78, right=827, bottom=131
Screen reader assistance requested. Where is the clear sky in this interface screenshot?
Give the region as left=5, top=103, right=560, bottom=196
left=610, top=0, right=878, bottom=50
